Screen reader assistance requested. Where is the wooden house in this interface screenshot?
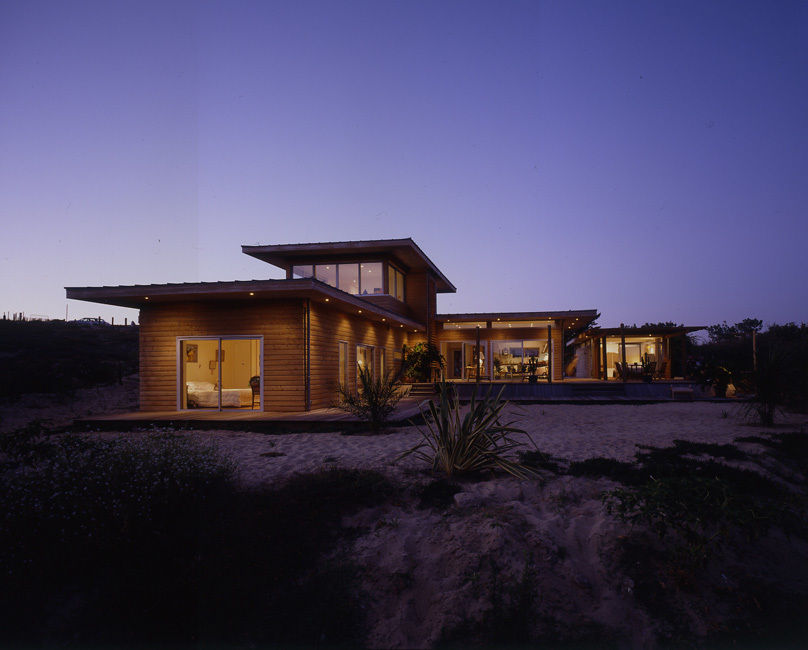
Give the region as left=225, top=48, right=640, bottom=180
left=67, top=238, right=599, bottom=412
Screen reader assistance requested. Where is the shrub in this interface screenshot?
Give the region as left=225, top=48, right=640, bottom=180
left=602, top=440, right=799, bottom=567
left=399, top=382, right=537, bottom=478
left=402, top=341, right=444, bottom=382
left=336, top=365, right=404, bottom=432
left=742, top=347, right=792, bottom=425
left=0, top=432, right=391, bottom=646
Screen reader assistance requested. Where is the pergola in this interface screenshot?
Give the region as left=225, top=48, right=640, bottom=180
left=575, top=325, right=706, bottom=381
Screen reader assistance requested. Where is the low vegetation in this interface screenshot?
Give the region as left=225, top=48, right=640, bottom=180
left=400, top=382, right=537, bottom=478
left=402, top=341, right=444, bottom=382
left=0, top=319, right=138, bottom=398
left=0, top=426, right=393, bottom=647
left=698, top=319, right=808, bottom=420
left=336, top=365, right=404, bottom=432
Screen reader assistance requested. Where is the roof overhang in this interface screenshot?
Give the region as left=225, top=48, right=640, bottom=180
left=66, top=278, right=427, bottom=332
left=574, top=325, right=707, bottom=344
left=241, top=238, right=457, bottom=293
left=436, top=310, right=599, bottom=325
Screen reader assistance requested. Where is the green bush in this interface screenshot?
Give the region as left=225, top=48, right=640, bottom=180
left=0, top=429, right=392, bottom=646
left=0, top=320, right=138, bottom=398
left=336, top=365, right=404, bottom=432
left=399, top=382, right=537, bottom=478
left=602, top=440, right=801, bottom=567
left=403, top=341, right=444, bottom=382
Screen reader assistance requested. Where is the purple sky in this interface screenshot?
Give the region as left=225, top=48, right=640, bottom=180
left=1, top=0, right=806, bottom=329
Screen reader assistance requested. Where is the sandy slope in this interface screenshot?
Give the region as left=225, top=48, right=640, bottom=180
left=5, top=386, right=808, bottom=647
left=77, top=402, right=802, bottom=647
left=178, top=402, right=805, bottom=488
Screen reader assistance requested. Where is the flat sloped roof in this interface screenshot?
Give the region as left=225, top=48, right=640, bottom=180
left=65, top=278, right=426, bottom=331
left=436, top=309, right=599, bottom=324
left=574, top=325, right=706, bottom=343
left=241, top=238, right=457, bottom=293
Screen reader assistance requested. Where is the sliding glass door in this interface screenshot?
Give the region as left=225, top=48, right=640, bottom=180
left=179, top=336, right=262, bottom=410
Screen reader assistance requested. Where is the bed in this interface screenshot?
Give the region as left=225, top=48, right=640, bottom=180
left=186, top=381, right=253, bottom=408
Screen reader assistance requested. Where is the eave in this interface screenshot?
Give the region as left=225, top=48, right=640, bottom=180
left=574, top=325, right=707, bottom=344
left=241, top=237, right=457, bottom=293
left=436, top=309, right=600, bottom=324
left=65, top=278, right=427, bottom=332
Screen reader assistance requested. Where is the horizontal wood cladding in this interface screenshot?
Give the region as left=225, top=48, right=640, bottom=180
left=356, top=294, right=416, bottom=320
left=139, top=300, right=306, bottom=412
left=309, top=301, right=407, bottom=410
left=404, top=271, right=430, bottom=325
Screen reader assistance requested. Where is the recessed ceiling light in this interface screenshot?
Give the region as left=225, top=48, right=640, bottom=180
left=358, top=310, right=362, bottom=314
left=382, top=318, right=386, bottom=321
left=325, top=298, right=329, bottom=302
left=144, top=297, right=149, bottom=300
left=249, top=292, right=255, bottom=296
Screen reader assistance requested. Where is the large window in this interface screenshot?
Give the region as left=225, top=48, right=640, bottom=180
left=492, top=339, right=548, bottom=380
left=338, top=263, right=359, bottom=294
left=605, top=336, right=662, bottom=378
left=315, top=264, right=337, bottom=287
left=303, top=262, right=385, bottom=295
left=356, top=344, right=373, bottom=383
left=388, top=265, right=405, bottom=301
left=439, top=341, right=489, bottom=380
left=180, top=337, right=262, bottom=410
left=359, top=263, right=383, bottom=295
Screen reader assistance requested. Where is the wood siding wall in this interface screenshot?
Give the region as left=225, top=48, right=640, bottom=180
left=308, top=301, right=408, bottom=410
left=139, top=300, right=306, bottom=413
left=404, top=271, right=431, bottom=327
left=356, top=294, right=416, bottom=321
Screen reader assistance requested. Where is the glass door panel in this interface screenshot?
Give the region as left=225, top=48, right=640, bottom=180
left=220, top=339, right=261, bottom=410
left=356, top=345, right=373, bottom=382
left=464, top=342, right=486, bottom=380
left=181, top=338, right=220, bottom=409
left=442, top=342, right=464, bottom=380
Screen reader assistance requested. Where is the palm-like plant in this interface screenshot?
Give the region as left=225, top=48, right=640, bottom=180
left=399, top=383, right=537, bottom=478
left=336, top=366, right=404, bottom=433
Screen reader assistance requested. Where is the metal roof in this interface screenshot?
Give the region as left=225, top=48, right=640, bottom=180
left=574, top=325, right=707, bottom=342
left=436, top=310, right=599, bottom=323
left=241, top=238, right=457, bottom=293
left=65, top=278, right=426, bottom=331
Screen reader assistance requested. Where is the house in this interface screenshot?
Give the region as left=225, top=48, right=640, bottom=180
left=66, top=238, right=613, bottom=413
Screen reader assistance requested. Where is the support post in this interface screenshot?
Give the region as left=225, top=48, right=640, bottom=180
left=602, top=336, right=608, bottom=380
left=592, top=338, right=599, bottom=379
left=680, top=333, right=687, bottom=379
left=620, top=324, right=627, bottom=383
left=304, top=299, right=311, bottom=411
left=475, top=325, right=481, bottom=386
left=665, top=336, right=672, bottom=378
left=547, top=324, right=553, bottom=384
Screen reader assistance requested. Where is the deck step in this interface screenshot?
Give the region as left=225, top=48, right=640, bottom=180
left=569, top=383, right=626, bottom=396
left=408, top=383, right=437, bottom=397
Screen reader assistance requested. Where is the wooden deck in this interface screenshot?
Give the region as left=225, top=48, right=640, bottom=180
left=75, top=398, right=429, bottom=433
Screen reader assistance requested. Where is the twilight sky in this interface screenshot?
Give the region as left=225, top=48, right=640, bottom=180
left=1, top=0, right=806, bottom=328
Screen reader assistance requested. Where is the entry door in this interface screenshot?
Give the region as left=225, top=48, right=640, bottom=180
left=179, top=337, right=262, bottom=410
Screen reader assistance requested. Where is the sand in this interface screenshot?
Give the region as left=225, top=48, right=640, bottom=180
left=148, top=402, right=805, bottom=488
left=6, top=389, right=808, bottom=647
